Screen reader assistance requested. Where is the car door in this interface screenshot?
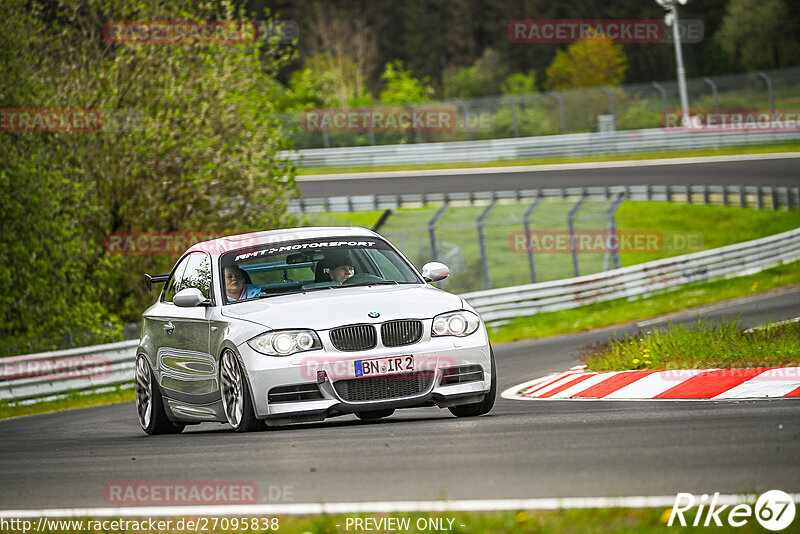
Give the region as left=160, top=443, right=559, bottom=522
left=153, top=252, right=215, bottom=402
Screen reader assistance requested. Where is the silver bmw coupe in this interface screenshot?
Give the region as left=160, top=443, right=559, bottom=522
left=136, top=227, right=495, bottom=434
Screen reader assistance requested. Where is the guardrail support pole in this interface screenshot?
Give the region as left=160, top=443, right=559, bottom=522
left=322, top=129, right=330, bottom=149
left=428, top=203, right=449, bottom=262
left=477, top=199, right=497, bottom=290
left=604, top=192, right=626, bottom=271
left=405, top=104, right=422, bottom=143
left=502, top=96, right=520, bottom=137
left=740, top=185, right=746, bottom=208
left=602, top=87, right=618, bottom=131
left=758, top=71, right=776, bottom=123
left=550, top=91, right=568, bottom=134
left=568, top=193, right=588, bottom=278
left=523, top=195, right=543, bottom=283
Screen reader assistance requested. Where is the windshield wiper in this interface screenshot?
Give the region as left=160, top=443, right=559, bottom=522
left=256, top=286, right=335, bottom=299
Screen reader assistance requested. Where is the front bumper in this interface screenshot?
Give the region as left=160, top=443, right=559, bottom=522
left=237, top=322, right=492, bottom=424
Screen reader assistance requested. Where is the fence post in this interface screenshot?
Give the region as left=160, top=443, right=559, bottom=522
left=322, top=129, right=331, bottom=149
left=372, top=209, right=393, bottom=232
left=523, top=195, right=543, bottom=283
left=405, top=103, right=422, bottom=143
left=601, top=87, right=618, bottom=131
left=428, top=203, right=449, bottom=262
left=477, top=199, right=497, bottom=290
left=703, top=185, right=710, bottom=205
left=758, top=186, right=764, bottom=210
left=568, top=193, right=588, bottom=278
left=723, top=185, right=729, bottom=207
left=740, top=185, right=746, bottom=208
left=604, top=192, right=627, bottom=271
left=758, top=71, right=776, bottom=123
left=652, top=82, right=668, bottom=118
left=550, top=91, right=568, bottom=134
left=703, top=77, right=720, bottom=120
left=361, top=106, right=376, bottom=146
left=455, top=99, right=471, bottom=141
left=502, top=96, right=520, bottom=137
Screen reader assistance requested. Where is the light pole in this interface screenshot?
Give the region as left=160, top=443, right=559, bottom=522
left=656, top=0, right=690, bottom=126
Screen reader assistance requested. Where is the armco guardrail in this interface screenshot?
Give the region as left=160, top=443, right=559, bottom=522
left=462, top=227, right=800, bottom=323
left=2, top=227, right=799, bottom=403
left=0, top=340, right=137, bottom=402
left=284, top=128, right=800, bottom=167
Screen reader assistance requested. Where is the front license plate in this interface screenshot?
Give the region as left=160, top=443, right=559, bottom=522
left=354, top=355, right=414, bottom=377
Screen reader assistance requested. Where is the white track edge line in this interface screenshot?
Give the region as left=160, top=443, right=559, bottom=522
left=3, top=494, right=799, bottom=518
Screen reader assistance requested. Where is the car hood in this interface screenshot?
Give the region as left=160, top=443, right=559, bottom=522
left=220, top=284, right=462, bottom=330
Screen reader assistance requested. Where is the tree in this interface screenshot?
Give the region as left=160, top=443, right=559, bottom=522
left=545, top=32, right=628, bottom=90
left=716, top=0, right=800, bottom=70
left=502, top=71, right=539, bottom=94
left=379, top=61, right=435, bottom=105
left=443, top=48, right=511, bottom=98
left=284, top=53, right=373, bottom=110
left=0, top=0, right=298, bottom=351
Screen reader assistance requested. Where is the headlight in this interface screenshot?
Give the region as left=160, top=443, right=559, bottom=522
left=431, top=310, right=481, bottom=337
left=247, top=330, right=322, bottom=356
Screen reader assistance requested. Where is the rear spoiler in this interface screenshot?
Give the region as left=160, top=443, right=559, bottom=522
left=144, top=273, right=170, bottom=292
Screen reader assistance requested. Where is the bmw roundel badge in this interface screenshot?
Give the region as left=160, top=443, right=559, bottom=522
left=368, top=312, right=380, bottom=318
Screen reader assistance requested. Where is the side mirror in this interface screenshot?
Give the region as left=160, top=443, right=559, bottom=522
left=421, top=262, right=449, bottom=282
left=173, top=288, right=211, bottom=307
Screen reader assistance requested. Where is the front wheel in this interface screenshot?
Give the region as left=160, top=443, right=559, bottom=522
left=448, top=347, right=496, bottom=418
left=220, top=350, right=263, bottom=432
left=135, top=355, right=184, bottom=435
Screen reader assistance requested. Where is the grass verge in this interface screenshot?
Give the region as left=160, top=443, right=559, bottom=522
left=487, top=259, right=800, bottom=344
left=296, top=141, right=800, bottom=174
left=583, top=319, right=800, bottom=372
left=32, top=508, right=798, bottom=533
left=0, top=385, right=133, bottom=420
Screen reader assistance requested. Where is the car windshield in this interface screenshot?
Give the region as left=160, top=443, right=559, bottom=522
left=220, top=236, right=422, bottom=303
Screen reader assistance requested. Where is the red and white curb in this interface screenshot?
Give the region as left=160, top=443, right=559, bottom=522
left=502, top=365, right=800, bottom=401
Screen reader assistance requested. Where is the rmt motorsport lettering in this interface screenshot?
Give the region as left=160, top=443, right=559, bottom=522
left=234, top=241, right=377, bottom=262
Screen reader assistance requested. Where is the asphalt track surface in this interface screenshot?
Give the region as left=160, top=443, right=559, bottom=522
left=297, top=155, right=800, bottom=197
left=1, top=287, right=799, bottom=510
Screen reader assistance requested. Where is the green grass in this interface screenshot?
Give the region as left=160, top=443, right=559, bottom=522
left=583, top=319, right=800, bottom=372
left=31, top=507, right=800, bottom=533
left=0, top=386, right=133, bottom=420
left=304, top=202, right=800, bottom=294
left=296, top=141, right=800, bottom=174
left=487, top=260, right=800, bottom=344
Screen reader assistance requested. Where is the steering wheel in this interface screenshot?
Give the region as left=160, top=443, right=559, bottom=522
left=342, top=273, right=385, bottom=285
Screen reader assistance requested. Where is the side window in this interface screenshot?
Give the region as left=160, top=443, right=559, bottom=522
left=366, top=249, right=404, bottom=280
left=181, top=253, right=212, bottom=299
left=163, top=255, right=190, bottom=303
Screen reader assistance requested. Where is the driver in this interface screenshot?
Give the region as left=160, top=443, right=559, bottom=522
left=224, top=265, right=261, bottom=301
left=330, top=264, right=355, bottom=283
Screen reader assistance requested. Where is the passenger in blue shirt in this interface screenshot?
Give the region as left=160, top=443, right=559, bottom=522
left=224, top=265, right=261, bottom=302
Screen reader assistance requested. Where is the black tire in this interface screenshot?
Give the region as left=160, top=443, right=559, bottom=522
left=135, top=355, right=185, bottom=435
left=220, top=350, right=264, bottom=432
left=448, top=347, right=496, bottom=418
left=355, top=409, right=395, bottom=420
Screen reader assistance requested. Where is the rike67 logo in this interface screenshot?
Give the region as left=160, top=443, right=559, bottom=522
left=668, top=490, right=796, bottom=531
